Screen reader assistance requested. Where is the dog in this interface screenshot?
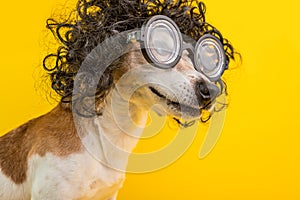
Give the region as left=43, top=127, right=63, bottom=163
left=0, top=0, right=237, bottom=199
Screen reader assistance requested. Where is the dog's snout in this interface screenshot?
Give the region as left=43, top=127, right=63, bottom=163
left=197, top=81, right=220, bottom=100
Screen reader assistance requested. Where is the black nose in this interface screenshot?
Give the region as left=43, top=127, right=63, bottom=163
left=198, top=81, right=220, bottom=100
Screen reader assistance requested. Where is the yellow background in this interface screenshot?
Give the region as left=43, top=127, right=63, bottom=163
left=0, top=0, right=299, bottom=199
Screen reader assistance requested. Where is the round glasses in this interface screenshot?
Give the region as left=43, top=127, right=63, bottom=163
left=128, top=15, right=228, bottom=81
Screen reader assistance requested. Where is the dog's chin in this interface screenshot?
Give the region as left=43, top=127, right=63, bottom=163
left=148, top=86, right=213, bottom=121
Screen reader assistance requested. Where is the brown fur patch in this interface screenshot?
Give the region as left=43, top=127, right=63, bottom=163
left=0, top=104, right=83, bottom=184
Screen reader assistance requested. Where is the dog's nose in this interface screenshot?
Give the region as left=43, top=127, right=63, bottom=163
left=198, top=81, right=220, bottom=101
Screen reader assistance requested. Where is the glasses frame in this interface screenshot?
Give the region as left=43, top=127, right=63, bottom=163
left=127, top=15, right=228, bottom=81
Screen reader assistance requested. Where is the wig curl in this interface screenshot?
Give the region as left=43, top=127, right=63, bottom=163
left=43, top=0, right=238, bottom=110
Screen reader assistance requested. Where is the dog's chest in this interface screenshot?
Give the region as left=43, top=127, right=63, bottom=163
left=30, top=151, right=125, bottom=200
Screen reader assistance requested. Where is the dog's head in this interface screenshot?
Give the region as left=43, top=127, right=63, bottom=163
left=43, top=0, right=238, bottom=124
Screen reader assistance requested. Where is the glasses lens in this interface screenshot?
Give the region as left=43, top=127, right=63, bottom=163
left=146, top=20, right=181, bottom=68
left=195, top=36, right=225, bottom=80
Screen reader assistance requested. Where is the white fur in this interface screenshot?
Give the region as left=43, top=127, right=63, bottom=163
left=0, top=169, right=31, bottom=200
left=30, top=152, right=124, bottom=200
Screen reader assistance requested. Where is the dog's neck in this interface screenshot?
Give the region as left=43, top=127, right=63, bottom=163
left=76, top=89, right=149, bottom=172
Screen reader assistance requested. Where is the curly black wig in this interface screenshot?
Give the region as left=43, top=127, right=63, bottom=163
left=43, top=0, right=239, bottom=119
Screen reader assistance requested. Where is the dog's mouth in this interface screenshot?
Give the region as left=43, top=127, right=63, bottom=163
left=148, top=86, right=201, bottom=114
left=148, top=86, right=216, bottom=127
